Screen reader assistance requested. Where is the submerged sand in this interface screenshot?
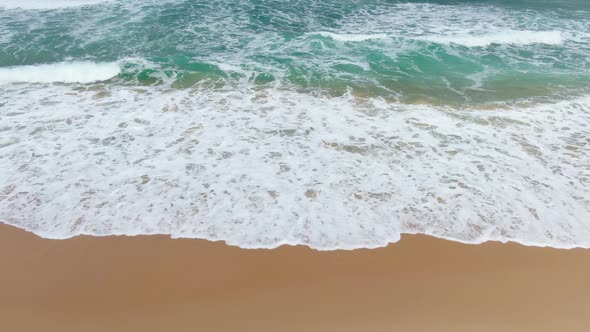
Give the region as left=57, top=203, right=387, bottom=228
left=1, top=223, right=589, bottom=332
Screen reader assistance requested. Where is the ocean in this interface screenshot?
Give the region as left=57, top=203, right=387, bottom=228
left=0, top=0, right=589, bottom=249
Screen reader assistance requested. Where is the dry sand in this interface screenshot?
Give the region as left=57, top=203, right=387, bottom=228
left=1, top=222, right=590, bottom=332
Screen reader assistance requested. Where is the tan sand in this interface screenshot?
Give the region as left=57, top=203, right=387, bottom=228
left=1, top=222, right=590, bottom=332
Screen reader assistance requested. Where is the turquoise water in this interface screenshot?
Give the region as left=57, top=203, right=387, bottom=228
left=1, top=0, right=589, bottom=104
left=0, top=1, right=589, bottom=249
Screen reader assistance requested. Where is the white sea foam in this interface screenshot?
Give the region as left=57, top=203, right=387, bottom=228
left=313, top=32, right=389, bottom=42
left=0, top=0, right=112, bottom=9
left=313, top=29, right=565, bottom=47
left=0, top=82, right=589, bottom=250
left=418, top=30, right=564, bottom=47
left=0, top=62, right=120, bottom=84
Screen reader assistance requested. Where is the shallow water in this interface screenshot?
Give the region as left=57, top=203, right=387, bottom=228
left=1, top=0, right=589, bottom=249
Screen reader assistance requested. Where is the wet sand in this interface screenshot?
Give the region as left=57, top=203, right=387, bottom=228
left=1, top=222, right=590, bottom=332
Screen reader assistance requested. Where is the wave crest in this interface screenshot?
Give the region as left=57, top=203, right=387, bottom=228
left=418, top=30, right=564, bottom=47
left=0, top=0, right=112, bottom=9
left=0, top=61, right=120, bottom=84
left=312, top=32, right=389, bottom=42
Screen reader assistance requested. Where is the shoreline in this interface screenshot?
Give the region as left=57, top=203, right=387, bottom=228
left=2, top=222, right=590, bottom=332
left=3, top=222, right=588, bottom=251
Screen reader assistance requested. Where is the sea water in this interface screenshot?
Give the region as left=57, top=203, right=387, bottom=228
left=0, top=0, right=589, bottom=249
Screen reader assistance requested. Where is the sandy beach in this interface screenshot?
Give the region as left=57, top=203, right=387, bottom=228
left=1, top=222, right=589, bottom=332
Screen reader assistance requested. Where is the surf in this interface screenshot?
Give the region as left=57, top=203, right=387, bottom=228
left=0, top=0, right=113, bottom=10
left=312, top=32, right=389, bottom=42
left=0, top=61, right=121, bottom=84
left=418, top=30, right=565, bottom=47
left=0, top=0, right=589, bottom=250
left=1, top=83, right=589, bottom=249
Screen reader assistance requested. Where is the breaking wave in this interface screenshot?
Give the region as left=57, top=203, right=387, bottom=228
left=418, top=30, right=564, bottom=47
left=0, top=62, right=120, bottom=84
left=0, top=0, right=113, bottom=10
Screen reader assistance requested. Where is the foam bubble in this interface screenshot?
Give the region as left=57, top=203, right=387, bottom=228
left=418, top=30, right=564, bottom=47
left=0, top=62, right=120, bottom=84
